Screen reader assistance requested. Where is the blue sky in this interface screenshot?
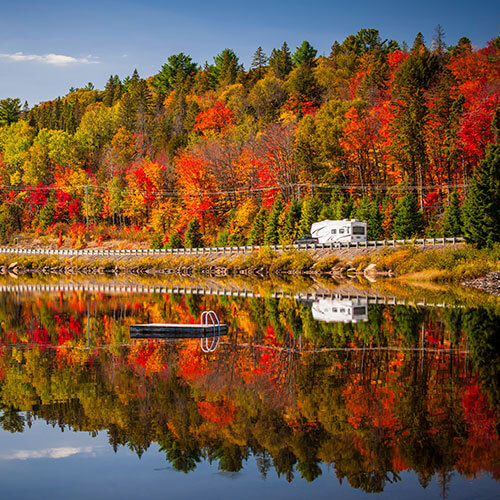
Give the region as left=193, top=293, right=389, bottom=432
left=1, top=0, right=498, bottom=106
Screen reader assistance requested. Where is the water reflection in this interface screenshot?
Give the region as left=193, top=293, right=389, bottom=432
left=311, top=298, right=368, bottom=323
left=0, top=286, right=498, bottom=496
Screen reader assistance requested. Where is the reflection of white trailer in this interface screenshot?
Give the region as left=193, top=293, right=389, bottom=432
left=311, top=298, right=368, bottom=324
left=311, top=219, right=367, bottom=244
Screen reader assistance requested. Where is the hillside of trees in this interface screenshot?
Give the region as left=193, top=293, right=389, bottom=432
left=0, top=28, right=499, bottom=248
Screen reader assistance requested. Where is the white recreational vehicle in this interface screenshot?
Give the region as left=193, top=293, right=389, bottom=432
left=311, top=298, right=368, bottom=324
left=310, top=219, right=367, bottom=244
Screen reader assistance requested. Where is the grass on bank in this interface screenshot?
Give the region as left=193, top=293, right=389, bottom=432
left=0, top=244, right=498, bottom=282
left=374, top=244, right=500, bottom=281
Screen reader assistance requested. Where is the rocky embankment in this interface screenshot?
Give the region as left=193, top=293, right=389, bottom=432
left=462, top=272, right=500, bottom=296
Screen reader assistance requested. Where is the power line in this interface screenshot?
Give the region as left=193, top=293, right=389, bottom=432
left=0, top=182, right=470, bottom=199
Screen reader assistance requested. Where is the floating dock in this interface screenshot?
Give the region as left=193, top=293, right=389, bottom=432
left=130, top=323, right=228, bottom=339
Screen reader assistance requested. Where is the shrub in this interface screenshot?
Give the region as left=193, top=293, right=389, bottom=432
left=150, top=233, right=164, bottom=249
left=313, top=255, right=342, bottom=273
left=351, top=255, right=371, bottom=271
left=69, top=223, right=86, bottom=249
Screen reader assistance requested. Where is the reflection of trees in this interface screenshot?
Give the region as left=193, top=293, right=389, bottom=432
left=465, top=308, right=500, bottom=412
left=0, top=406, right=25, bottom=433
left=0, top=292, right=499, bottom=493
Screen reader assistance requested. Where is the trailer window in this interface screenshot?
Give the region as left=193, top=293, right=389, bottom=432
left=331, top=229, right=337, bottom=234
left=353, top=306, right=366, bottom=315
left=353, top=226, right=365, bottom=235
left=339, top=229, right=344, bottom=234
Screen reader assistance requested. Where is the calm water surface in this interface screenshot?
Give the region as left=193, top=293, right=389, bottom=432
left=0, top=279, right=499, bottom=499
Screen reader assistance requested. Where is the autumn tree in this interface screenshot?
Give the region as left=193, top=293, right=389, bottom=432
left=391, top=34, right=441, bottom=189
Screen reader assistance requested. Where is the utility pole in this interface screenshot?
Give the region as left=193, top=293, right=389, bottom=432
left=85, top=185, right=89, bottom=232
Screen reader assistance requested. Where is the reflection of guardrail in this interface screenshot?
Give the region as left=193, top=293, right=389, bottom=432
left=0, top=282, right=460, bottom=309
left=0, top=237, right=464, bottom=257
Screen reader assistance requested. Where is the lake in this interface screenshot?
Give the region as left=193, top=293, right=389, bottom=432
left=0, top=277, right=499, bottom=499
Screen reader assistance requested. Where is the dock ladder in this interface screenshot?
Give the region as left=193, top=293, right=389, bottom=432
left=200, top=310, right=221, bottom=353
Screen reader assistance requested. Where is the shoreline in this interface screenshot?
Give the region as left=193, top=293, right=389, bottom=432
left=0, top=244, right=498, bottom=294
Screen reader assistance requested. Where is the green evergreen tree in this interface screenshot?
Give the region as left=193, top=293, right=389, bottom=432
left=251, top=47, right=268, bottom=79
left=154, top=53, right=198, bottom=95
left=299, top=197, right=323, bottom=235
left=393, top=192, right=424, bottom=238
left=292, top=41, right=317, bottom=67
left=281, top=200, right=302, bottom=243
left=368, top=200, right=384, bottom=240
left=167, top=232, right=183, bottom=249
left=213, top=49, right=240, bottom=87
left=184, top=218, right=203, bottom=248
left=0, top=98, right=21, bottom=126
left=38, top=197, right=56, bottom=230
left=216, top=229, right=230, bottom=246
left=353, top=198, right=371, bottom=222
left=264, top=196, right=284, bottom=245
left=330, top=188, right=353, bottom=220
left=268, top=42, right=292, bottom=79
left=248, top=208, right=268, bottom=245
left=318, top=204, right=333, bottom=221
left=442, top=191, right=463, bottom=237
left=150, top=233, right=163, bottom=249
left=463, top=131, right=500, bottom=247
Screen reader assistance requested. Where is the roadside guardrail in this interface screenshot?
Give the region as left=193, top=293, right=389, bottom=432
left=0, top=237, right=464, bottom=257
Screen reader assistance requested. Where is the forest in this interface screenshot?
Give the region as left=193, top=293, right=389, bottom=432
left=0, top=28, right=499, bottom=248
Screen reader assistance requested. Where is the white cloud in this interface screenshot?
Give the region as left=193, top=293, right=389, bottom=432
left=0, top=446, right=96, bottom=460
left=0, top=52, right=98, bottom=66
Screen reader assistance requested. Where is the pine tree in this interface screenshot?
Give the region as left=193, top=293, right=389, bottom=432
left=330, top=188, right=353, bottom=220
left=184, top=218, right=203, bottom=248
left=299, top=197, right=323, bottom=235
left=281, top=200, right=301, bottom=243
left=442, top=191, right=463, bottom=237
left=103, top=75, right=116, bottom=107
left=167, top=232, right=182, bottom=249
left=214, top=49, right=239, bottom=87
left=268, top=42, right=292, bottom=79
left=353, top=198, right=371, bottom=222
left=38, top=196, right=56, bottom=230
left=292, top=41, right=317, bottom=67
left=393, top=192, right=424, bottom=238
left=251, top=47, right=268, bottom=79
left=463, top=112, right=500, bottom=247
left=264, top=196, right=284, bottom=245
left=248, top=208, right=268, bottom=245
left=0, top=98, right=21, bottom=126
left=368, top=200, right=384, bottom=240
left=381, top=197, right=394, bottom=237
